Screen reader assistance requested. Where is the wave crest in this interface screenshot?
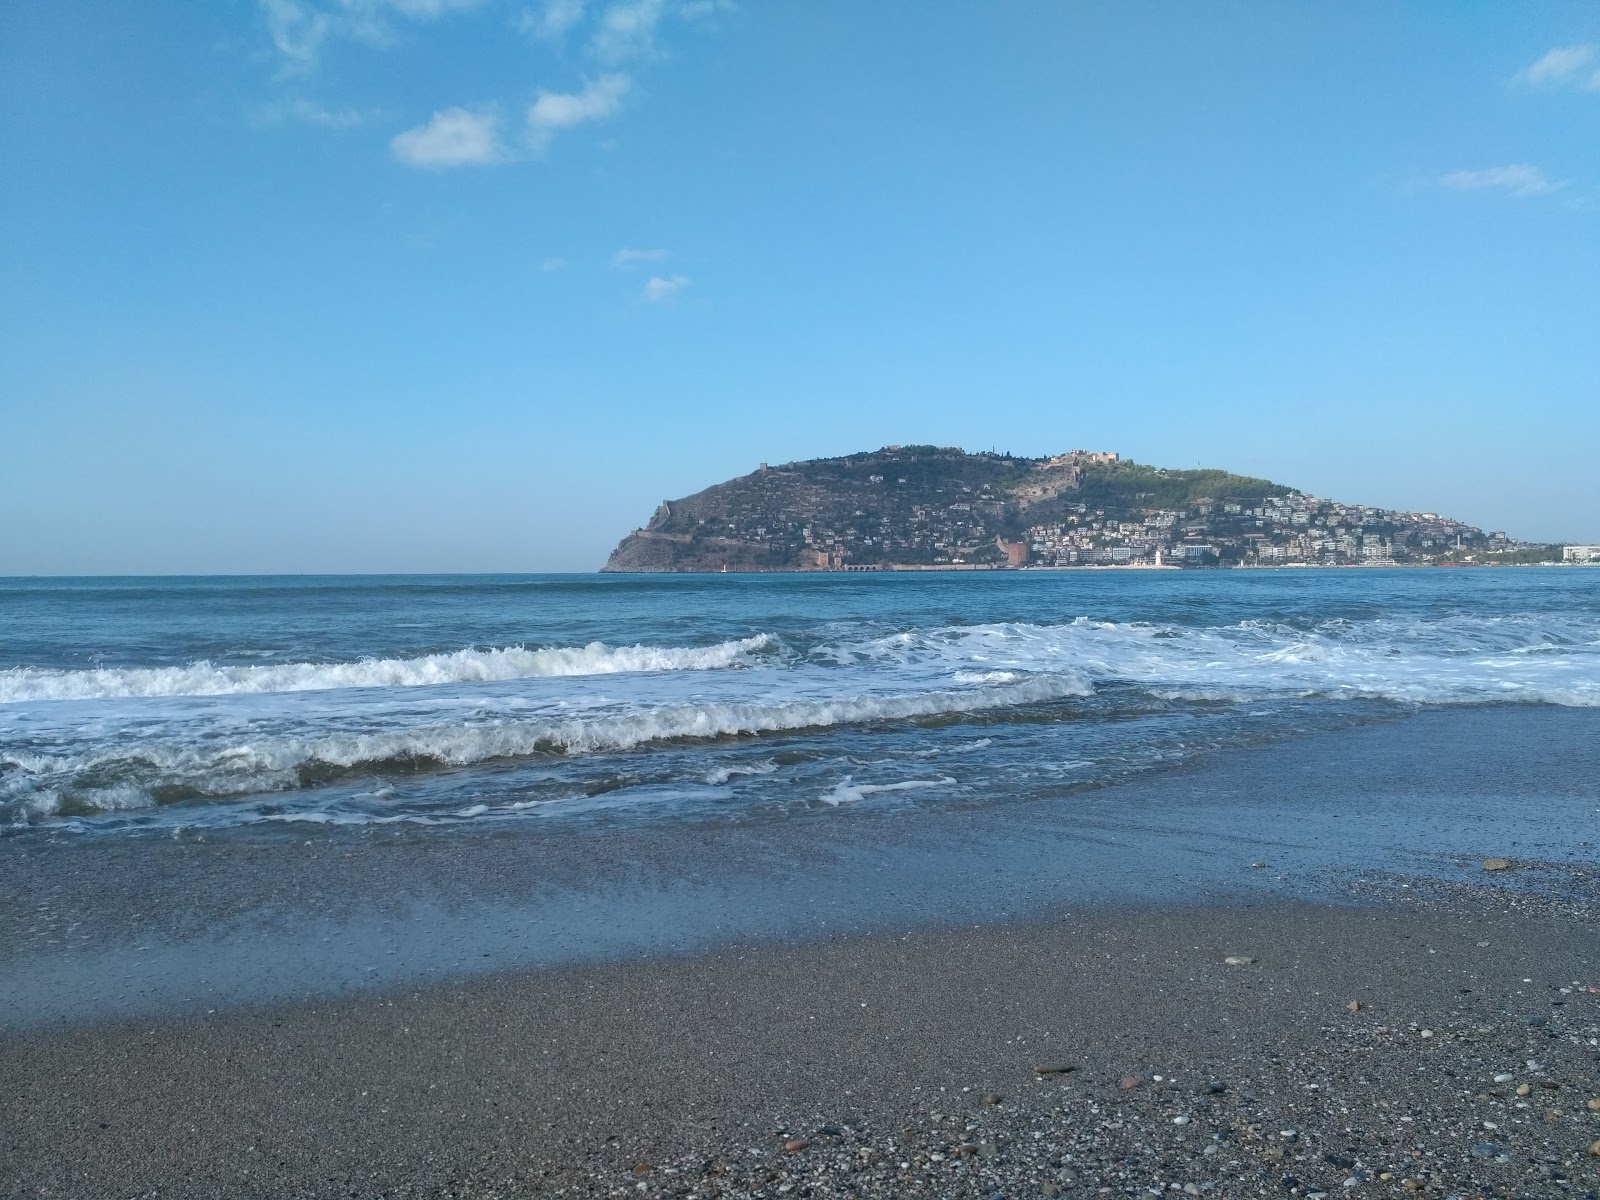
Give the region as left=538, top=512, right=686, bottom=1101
left=0, top=635, right=775, bottom=703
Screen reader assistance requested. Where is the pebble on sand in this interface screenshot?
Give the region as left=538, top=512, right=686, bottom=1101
left=1481, top=857, right=1512, bottom=871
left=1587, top=1097, right=1600, bottom=1112
left=1345, top=999, right=1361, bottom=1013
left=783, top=1139, right=807, bottom=1153
left=1223, top=955, right=1255, bottom=966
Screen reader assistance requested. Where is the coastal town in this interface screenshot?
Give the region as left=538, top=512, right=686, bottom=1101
left=604, top=446, right=1584, bottom=572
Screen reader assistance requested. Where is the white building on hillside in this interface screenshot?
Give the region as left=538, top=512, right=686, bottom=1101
left=1563, top=545, right=1600, bottom=563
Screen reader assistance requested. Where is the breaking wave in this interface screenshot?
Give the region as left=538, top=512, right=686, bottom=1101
left=5, top=674, right=1094, bottom=819
left=0, top=635, right=775, bottom=703
left=5, top=598, right=1598, bottom=829
left=821, top=614, right=1600, bottom=707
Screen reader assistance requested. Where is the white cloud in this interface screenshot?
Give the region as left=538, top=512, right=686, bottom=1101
left=259, top=0, right=483, bottom=70
left=541, top=257, right=568, bottom=271
left=643, top=274, right=690, bottom=301
left=1515, top=43, right=1600, bottom=90
left=262, top=0, right=333, bottom=70
left=527, top=73, right=631, bottom=152
left=516, top=0, right=585, bottom=42
left=281, top=98, right=374, bottom=127
left=391, top=107, right=504, bottom=167
left=590, top=0, right=666, bottom=63
left=1438, top=164, right=1562, bottom=197
left=612, top=246, right=668, bottom=268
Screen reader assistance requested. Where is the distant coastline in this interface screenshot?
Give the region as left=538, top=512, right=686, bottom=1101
left=604, top=445, right=1581, bottom=574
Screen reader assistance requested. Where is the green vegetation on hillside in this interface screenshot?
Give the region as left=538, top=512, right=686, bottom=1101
left=1076, top=460, right=1292, bottom=510
left=1440, top=545, right=1563, bottom=566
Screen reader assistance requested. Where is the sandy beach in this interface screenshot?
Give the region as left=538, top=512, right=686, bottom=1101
left=4, top=898, right=1598, bottom=1198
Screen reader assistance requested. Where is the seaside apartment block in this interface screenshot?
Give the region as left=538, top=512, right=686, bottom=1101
left=1563, top=545, right=1600, bottom=563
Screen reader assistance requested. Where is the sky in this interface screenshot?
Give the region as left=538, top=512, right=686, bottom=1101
left=2, top=1, right=1597, bottom=573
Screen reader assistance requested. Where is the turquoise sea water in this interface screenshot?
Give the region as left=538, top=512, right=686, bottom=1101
left=2, top=569, right=1597, bottom=835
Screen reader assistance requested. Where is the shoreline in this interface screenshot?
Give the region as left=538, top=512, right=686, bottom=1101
left=4, top=704, right=1598, bottom=1196
left=4, top=705, right=1598, bottom=1033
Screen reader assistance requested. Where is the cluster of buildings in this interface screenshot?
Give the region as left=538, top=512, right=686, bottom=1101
left=1021, top=494, right=1499, bottom=568
left=630, top=446, right=1587, bottom=571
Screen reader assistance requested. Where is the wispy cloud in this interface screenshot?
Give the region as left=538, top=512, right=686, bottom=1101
left=1438, top=164, right=1563, bottom=197
left=542, top=256, right=568, bottom=271
left=1514, top=43, right=1600, bottom=90
left=643, top=274, right=690, bottom=302
left=612, top=246, right=668, bottom=268
left=259, top=0, right=484, bottom=71
left=527, top=73, right=631, bottom=152
left=277, top=97, right=375, bottom=128
left=516, top=0, right=586, bottom=43
left=391, top=107, right=504, bottom=167
left=261, top=0, right=333, bottom=71
left=590, top=0, right=666, bottom=63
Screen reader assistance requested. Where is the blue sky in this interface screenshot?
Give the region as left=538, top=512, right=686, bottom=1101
left=2, top=1, right=1597, bottom=573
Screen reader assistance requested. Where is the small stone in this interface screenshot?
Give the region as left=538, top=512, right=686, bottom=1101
left=1200, top=1081, right=1226, bottom=1095
left=1325, top=1152, right=1356, bottom=1170
left=1521, top=1013, right=1548, bottom=1027
left=1470, top=1142, right=1499, bottom=1158
left=1034, top=1064, right=1076, bottom=1076
left=1589, top=1138, right=1600, bottom=1157
left=981, top=1092, right=1002, bottom=1106
left=1279, top=1129, right=1298, bottom=1141
left=1493, top=1073, right=1514, bottom=1084
left=1419, top=1029, right=1434, bottom=1038
left=1587, top=1098, right=1600, bottom=1112
left=1516, top=1083, right=1532, bottom=1097
left=1481, top=857, right=1512, bottom=871
left=1172, top=1115, right=1190, bottom=1125
left=1223, top=955, right=1255, bottom=966
left=1346, top=999, right=1361, bottom=1013
left=1118, top=1076, right=1141, bottom=1090
left=632, top=1163, right=653, bottom=1176
left=782, top=1139, right=807, bottom=1153
left=1401, top=1179, right=1422, bottom=1192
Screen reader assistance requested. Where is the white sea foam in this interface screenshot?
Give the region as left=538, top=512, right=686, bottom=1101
left=3, top=673, right=1094, bottom=816
left=819, top=776, right=957, bottom=806
left=704, top=760, right=778, bottom=785
left=6, top=607, right=1599, bottom=827
left=0, top=635, right=774, bottom=703
left=827, top=614, right=1600, bottom=707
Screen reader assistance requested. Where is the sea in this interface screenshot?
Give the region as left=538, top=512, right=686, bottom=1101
left=3, top=568, right=1597, bottom=839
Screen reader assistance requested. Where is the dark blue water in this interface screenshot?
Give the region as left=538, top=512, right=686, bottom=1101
left=2, top=568, right=1596, bottom=835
